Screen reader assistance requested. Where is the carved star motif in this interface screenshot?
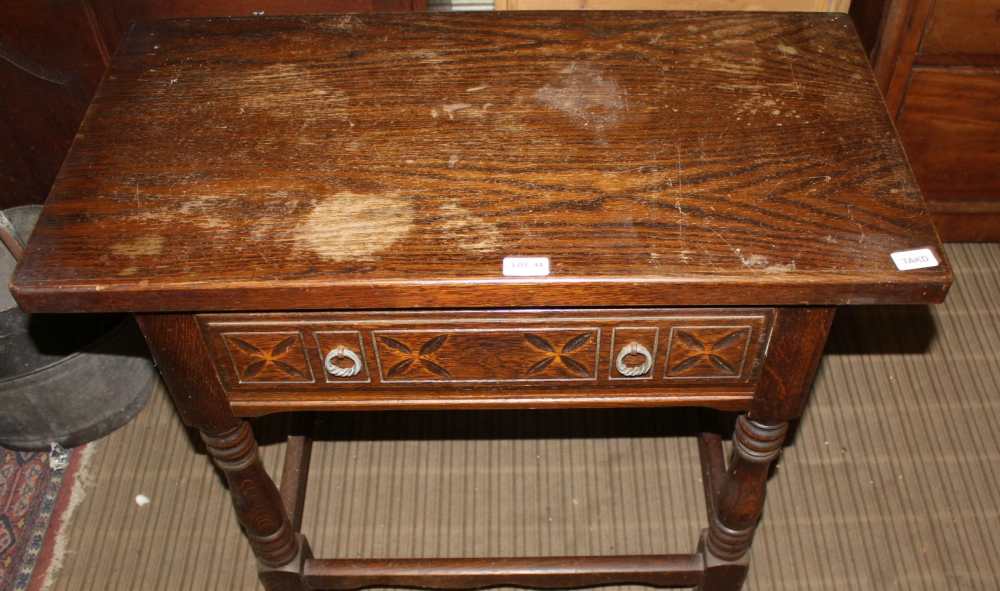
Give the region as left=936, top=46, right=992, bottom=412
left=227, top=335, right=309, bottom=380
left=667, top=328, right=749, bottom=377
left=378, top=335, right=452, bottom=378
left=524, top=332, right=593, bottom=378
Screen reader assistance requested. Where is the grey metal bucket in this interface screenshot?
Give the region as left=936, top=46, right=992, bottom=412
left=0, top=205, right=157, bottom=450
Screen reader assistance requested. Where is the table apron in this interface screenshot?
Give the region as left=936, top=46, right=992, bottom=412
left=196, top=308, right=777, bottom=415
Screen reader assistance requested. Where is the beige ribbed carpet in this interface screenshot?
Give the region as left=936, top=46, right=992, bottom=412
left=49, top=243, right=1000, bottom=591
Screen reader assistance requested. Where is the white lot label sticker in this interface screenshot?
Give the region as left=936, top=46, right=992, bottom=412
left=503, top=256, right=550, bottom=277
left=891, top=248, right=939, bottom=271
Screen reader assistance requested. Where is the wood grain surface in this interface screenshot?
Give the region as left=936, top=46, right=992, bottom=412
left=11, top=12, right=951, bottom=312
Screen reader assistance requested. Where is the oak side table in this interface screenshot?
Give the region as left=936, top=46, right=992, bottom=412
left=12, top=12, right=952, bottom=591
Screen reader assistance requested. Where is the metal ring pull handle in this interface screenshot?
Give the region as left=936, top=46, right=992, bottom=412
left=324, top=346, right=363, bottom=378
left=615, top=342, right=653, bottom=377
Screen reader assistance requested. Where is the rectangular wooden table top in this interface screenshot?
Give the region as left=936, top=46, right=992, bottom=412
left=11, top=12, right=951, bottom=313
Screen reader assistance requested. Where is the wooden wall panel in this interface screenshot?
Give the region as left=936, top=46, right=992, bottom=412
left=897, top=66, right=1000, bottom=239
left=921, top=0, right=1000, bottom=59
left=0, top=0, right=108, bottom=208
left=897, top=68, right=1000, bottom=203
left=852, top=0, right=1000, bottom=240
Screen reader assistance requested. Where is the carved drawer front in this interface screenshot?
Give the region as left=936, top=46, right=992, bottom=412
left=199, top=309, right=774, bottom=396
left=373, top=329, right=599, bottom=383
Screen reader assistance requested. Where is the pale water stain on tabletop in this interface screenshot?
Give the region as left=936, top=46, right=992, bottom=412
left=437, top=200, right=500, bottom=253
left=110, top=235, right=165, bottom=258
left=534, top=63, right=626, bottom=131
left=294, top=191, right=415, bottom=262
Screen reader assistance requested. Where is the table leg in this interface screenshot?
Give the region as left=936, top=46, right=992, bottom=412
left=708, top=416, right=787, bottom=561
left=136, top=313, right=307, bottom=591
left=699, top=307, right=835, bottom=591
left=699, top=416, right=787, bottom=590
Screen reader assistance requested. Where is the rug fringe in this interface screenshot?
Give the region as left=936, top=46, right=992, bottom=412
left=28, top=443, right=97, bottom=591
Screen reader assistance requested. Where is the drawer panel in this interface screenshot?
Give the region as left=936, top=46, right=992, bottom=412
left=200, top=309, right=774, bottom=396
left=372, top=328, right=601, bottom=383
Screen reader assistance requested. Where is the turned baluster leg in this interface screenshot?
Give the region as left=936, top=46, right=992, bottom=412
left=200, top=422, right=299, bottom=567
left=699, top=307, right=835, bottom=591
left=707, top=416, right=787, bottom=561
left=137, top=313, right=309, bottom=591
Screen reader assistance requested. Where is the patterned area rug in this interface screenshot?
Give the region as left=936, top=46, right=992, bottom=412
left=0, top=446, right=88, bottom=591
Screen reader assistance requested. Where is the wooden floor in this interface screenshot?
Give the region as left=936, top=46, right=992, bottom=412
left=50, top=243, right=1000, bottom=590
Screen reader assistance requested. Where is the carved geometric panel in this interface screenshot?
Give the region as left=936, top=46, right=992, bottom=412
left=222, top=332, right=314, bottom=384
left=372, top=328, right=600, bottom=382
left=664, top=326, right=752, bottom=380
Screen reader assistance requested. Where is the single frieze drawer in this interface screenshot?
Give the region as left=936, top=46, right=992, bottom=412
left=199, top=309, right=775, bottom=394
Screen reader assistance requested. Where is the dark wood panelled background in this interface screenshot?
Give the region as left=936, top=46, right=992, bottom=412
left=851, top=0, right=1000, bottom=241
left=0, top=0, right=425, bottom=210
left=0, top=1, right=107, bottom=208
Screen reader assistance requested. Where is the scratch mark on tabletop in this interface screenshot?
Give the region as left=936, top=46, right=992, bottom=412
left=777, top=42, right=804, bottom=97
left=708, top=227, right=740, bottom=261
left=411, top=50, right=442, bottom=63
left=321, top=14, right=364, bottom=32
left=442, top=103, right=472, bottom=119
left=788, top=60, right=802, bottom=96
left=674, top=197, right=687, bottom=245
left=736, top=251, right=797, bottom=273
left=675, top=145, right=683, bottom=193
left=846, top=203, right=867, bottom=244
